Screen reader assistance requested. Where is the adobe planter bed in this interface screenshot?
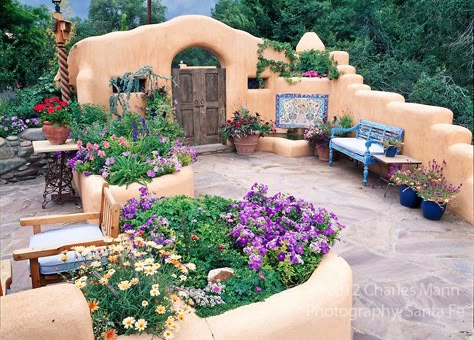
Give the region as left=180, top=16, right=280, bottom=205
left=73, top=165, right=194, bottom=213
left=117, top=252, right=352, bottom=340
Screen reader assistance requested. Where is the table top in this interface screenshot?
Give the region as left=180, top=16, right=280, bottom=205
left=372, top=154, right=422, bottom=165
left=33, top=140, right=79, bottom=153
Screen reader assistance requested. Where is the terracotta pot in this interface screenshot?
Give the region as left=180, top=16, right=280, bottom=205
left=42, top=121, right=70, bottom=145
left=233, top=132, right=260, bottom=155
left=315, top=143, right=330, bottom=162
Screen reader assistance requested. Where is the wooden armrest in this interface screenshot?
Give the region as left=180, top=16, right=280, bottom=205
left=0, top=259, right=12, bottom=296
left=20, top=212, right=101, bottom=227
left=13, top=238, right=108, bottom=261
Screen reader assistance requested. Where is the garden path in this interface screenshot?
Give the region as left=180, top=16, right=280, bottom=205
left=1, top=152, right=472, bottom=339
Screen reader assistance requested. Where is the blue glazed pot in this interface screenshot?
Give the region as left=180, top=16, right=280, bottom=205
left=385, top=145, right=397, bottom=157
left=421, top=199, right=447, bottom=220
left=399, top=185, right=422, bottom=208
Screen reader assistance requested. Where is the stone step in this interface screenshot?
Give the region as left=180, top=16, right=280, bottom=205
left=193, top=143, right=234, bottom=155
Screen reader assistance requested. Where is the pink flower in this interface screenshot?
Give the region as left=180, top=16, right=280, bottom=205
left=111, top=134, right=117, bottom=140
left=98, top=150, right=106, bottom=157
left=124, top=141, right=130, bottom=148
left=103, top=141, right=110, bottom=149
left=93, top=144, right=99, bottom=151
left=119, top=136, right=126, bottom=144
left=77, top=140, right=83, bottom=148
left=259, top=273, right=265, bottom=279
left=86, top=142, right=93, bottom=150
left=256, top=286, right=262, bottom=292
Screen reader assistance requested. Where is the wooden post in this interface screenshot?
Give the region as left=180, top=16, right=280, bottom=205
left=30, top=259, right=42, bottom=289
left=147, top=0, right=152, bottom=24
left=53, top=12, right=72, bottom=102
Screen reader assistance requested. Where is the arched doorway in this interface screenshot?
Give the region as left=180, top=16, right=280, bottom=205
left=171, top=47, right=226, bottom=146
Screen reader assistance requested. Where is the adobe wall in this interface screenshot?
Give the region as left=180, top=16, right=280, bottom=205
left=67, top=16, right=473, bottom=224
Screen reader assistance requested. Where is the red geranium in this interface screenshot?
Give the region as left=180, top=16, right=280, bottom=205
left=34, top=97, right=72, bottom=127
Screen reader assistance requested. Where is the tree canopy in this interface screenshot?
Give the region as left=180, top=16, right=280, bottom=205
left=212, top=0, right=473, bottom=130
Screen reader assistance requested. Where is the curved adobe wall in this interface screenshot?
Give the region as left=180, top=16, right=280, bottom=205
left=68, top=15, right=282, bottom=117
left=68, top=16, right=473, bottom=223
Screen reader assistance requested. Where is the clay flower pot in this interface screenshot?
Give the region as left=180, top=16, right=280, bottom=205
left=315, top=143, right=330, bottom=162
left=42, top=121, right=70, bottom=145
left=233, top=132, right=261, bottom=155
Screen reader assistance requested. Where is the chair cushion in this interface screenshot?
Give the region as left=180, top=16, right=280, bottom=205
left=29, top=224, right=104, bottom=275
left=331, top=137, right=384, bottom=156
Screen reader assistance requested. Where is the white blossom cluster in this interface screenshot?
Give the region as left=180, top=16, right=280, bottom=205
left=179, top=282, right=226, bottom=307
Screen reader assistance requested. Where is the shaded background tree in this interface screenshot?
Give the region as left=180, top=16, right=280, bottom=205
left=0, top=0, right=55, bottom=90
left=212, top=0, right=473, bottom=131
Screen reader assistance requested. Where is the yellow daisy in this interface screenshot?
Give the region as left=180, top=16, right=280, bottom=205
left=163, top=330, right=173, bottom=339
left=142, top=300, right=149, bottom=307
left=177, top=313, right=185, bottom=322
left=134, top=319, right=147, bottom=332
left=117, top=280, right=131, bottom=291
left=150, top=288, right=160, bottom=297
left=155, top=305, right=166, bottom=314
left=122, top=316, right=135, bottom=329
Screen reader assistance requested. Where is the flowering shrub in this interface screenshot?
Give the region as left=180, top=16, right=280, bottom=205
left=0, top=115, right=28, bottom=137
left=227, top=183, right=344, bottom=285
left=221, top=106, right=274, bottom=140
left=302, top=70, right=326, bottom=78
left=34, top=97, right=72, bottom=127
left=304, top=117, right=333, bottom=147
left=415, top=160, right=462, bottom=204
left=390, top=160, right=462, bottom=204
left=68, top=129, right=196, bottom=186
left=120, top=183, right=344, bottom=318
left=69, top=235, right=193, bottom=339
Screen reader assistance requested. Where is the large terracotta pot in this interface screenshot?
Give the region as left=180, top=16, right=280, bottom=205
left=233, top=132, right=260, bottom=155
left=42, top=121, right=70, bottom=145
left=315, top=143, right=330, bottom=162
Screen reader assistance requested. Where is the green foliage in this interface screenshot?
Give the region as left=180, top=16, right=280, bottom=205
left=0, top=0, right=55, bottom=89
left=106, top=155, right=152, bottom=187
left=297, top=50, right=340, bottom=80
left=172, top=47, right=221, bottom=68
left=143, top=86, right=174, bottom=119
left=88, top=0, right=166, bottom=35
left=109, top=66, right=173, bottom=115
left=256, top=39, right=298, bottom=87
left=70, top=102, right=112, bottom=144
left=409, top=72, right=473, bottom=132
left=212, top=0, right=473, bottom=132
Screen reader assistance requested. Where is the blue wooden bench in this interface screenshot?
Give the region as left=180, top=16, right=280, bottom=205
left=329, top=119, right=404, bottom=186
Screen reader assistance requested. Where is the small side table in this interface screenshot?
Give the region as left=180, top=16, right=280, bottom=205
left=33, top=140, right=79, bottom=208
left=372, top=154, right=422, bottom=197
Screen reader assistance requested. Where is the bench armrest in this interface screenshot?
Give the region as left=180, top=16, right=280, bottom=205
left=13, top=238, right=109, bottom=261
left=364, top=139, right=384, bottom=154
left=20, top=212, right=101, bottom=227
left=331, top=124, right=359, bottom=138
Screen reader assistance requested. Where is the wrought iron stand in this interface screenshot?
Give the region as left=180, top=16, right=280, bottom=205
left=32, top=140, right=79, bottom=209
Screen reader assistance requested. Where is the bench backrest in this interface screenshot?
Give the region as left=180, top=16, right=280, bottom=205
left=356, top=119, right=404, bottom=143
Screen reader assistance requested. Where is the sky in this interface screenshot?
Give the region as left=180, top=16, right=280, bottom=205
left=19, top=0, right=219, bottom=19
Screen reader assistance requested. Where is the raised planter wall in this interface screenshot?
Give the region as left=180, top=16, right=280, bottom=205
left=116, top=252, right=352, bottom=340
left=75, top=165, right=195, bottom=213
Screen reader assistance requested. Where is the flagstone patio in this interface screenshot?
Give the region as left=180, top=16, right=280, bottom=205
left=0, top=152, right=472, bottom=339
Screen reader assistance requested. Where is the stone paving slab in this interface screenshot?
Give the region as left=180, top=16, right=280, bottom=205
left=0, top=152, right=472, bottom=339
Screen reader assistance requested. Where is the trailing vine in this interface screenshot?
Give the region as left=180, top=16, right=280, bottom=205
left=109, top=65, right=173, bottom=114
left=256, top=39, right=298, bottom=88
left=256, top=39, right=340, bottom=88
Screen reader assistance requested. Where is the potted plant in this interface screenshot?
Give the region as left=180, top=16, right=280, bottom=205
left=34, top=97, right=72, bottom=144
left=221, top=106, right=273, bottom=155
left=415, top=160, right=462, bottom=220
left=383, top=138, right=403, bottom=157
left=304, top=117, right=332, bottom=161
left=389, top=166, right=423, bottom=208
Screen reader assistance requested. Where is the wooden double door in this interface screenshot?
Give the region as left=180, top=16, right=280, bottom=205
left=172, top=68, right=226, bottom=145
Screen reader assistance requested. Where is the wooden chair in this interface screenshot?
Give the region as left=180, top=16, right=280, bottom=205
left=0, top=259, right=12, bottom=296
left=13, top=184, right=120, bottom=289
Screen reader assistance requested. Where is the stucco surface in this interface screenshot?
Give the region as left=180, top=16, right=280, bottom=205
left=77, top=165, right=194, bottom=214
left=0, top=284, right=94, bottom=340
left=67, top=15, right=473, bottom=222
